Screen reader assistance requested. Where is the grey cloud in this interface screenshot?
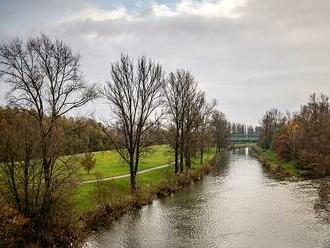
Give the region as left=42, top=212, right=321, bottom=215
left=1, top=0, right=330, bottom=125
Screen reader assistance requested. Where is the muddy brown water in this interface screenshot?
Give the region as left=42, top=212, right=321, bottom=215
left=84, top=147, right=330, bottom=248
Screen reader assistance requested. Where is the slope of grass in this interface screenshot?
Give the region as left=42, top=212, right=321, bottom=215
left=76, top=145, right=173, bottom=181
left=75, top=147, right=216, bottom=212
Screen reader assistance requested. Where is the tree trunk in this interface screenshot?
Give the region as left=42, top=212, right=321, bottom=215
left=185, top=146, right=191, bottom=169
left=9, top=160, right=21, bottom=212
left=174, top=126, right=179, bottom=173
left=174, top=147, right=179, bottom=173
left=217, top=144, right=220, bottom=153
left=129, top=153, right=137, bottom=192
left=23, top=160, right=30, bottom=215
left=179, top=121, right=184, bottom=172
left=41, top=159, right=52, bottom=220
left=134, top=145, right=140, bottom=192
left=179, top=142, right=184, bottom=172
left=200, top=127, right=205, bottom=165
left=130, top=171, right=137, bottom=193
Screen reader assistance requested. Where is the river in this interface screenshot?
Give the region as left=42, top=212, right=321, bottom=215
left=84, top=147, right=330, bottom=248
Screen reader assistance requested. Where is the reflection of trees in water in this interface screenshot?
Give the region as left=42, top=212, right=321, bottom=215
left=314, top=180, right=330, bottom=223
left=231, top=147, right=245, bottom=155
left=211, top=150, right=230, bottom=176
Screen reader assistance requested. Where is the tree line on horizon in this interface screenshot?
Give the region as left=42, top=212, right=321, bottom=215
left=0, top=34, right=232, bottom=246
left=231, top=122, right=260, bottom=135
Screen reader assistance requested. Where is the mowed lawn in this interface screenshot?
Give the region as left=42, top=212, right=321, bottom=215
left=75, top=147, right=216, bottom=211
left=76, top=145, right=173, bottom=181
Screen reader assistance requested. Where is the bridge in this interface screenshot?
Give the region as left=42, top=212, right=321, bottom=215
left=230, top=134, right=259, bottom=144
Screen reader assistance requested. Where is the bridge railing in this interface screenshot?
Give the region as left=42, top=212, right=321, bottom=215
left=230, top=134, right=259, bottom=144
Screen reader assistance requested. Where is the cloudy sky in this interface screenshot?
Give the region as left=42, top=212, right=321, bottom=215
left=1, top=0, right=330, bottom=125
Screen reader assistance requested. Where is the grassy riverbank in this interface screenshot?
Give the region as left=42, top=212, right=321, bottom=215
left=79, top=149, right=219, bottom=236
left=0, top=145, right=217, bottom=247
left=75, top=146, right=217, bottom=212
left=252, top=146, right=299, bottom=177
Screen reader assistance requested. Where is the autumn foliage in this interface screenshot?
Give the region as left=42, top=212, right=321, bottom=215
left=261, top=93, right=330, bottom=177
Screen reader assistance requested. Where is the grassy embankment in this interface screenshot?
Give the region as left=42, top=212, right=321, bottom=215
left=76, top=145, right=173, bottom=181
left=75, top=145, right=217, bottom=211
left=252, top=146, right=299, bottom=177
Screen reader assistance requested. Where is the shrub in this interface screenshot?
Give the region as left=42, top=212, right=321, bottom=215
left=81, top=152, right=96, bottom=175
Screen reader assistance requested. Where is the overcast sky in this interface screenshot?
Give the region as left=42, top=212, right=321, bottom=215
left=1, top=0, right=330, bottom=125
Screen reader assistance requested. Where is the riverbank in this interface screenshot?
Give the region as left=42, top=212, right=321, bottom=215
left=79, top=152, right=219, bottom=245
left=75, top=147, right=216, bottom=211
left=0, top=146, right=217, bottom=247
left=251, top=146, right=299, bottom=179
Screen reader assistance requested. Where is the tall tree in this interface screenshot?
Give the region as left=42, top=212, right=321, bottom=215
left=102, top=55, right=164, bottom=191
left=164, top=70, right=206, bottom=172
left=198, top=100, right=216, bottom=165
left=164, top=72, right=182, bottom=173
left=211, top=110, right=230, bottom=152
left=258, top=108, right=285, bottom=149
left=0, top=34, right=97, bottom=220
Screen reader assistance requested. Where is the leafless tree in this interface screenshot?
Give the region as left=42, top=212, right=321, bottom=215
left=0, top=34, right=97, bottom=219
left=164, top=71, right=182, bottom=173
left=0, top=110, right=42, bottom=216
left=164, top=70, right=207, bottom=172
left=258, top=108, right=285, bottom=149
left=102, top=55, right=164, bottom=191
left=183, top=86, right=205, bottom=169
left=211, top=110, right=231, bottom=153
left=198, top=99, right=216, bottom=164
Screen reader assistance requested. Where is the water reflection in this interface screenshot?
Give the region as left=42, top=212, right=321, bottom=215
left=245, top=146, right=249, bottom=158
left=314, top=181, right=330, bottom=223
left=85, top=147, right=330, bottom=248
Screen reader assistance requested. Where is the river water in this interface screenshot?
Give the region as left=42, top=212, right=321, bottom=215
left=84, top=148, right=330, bottom=248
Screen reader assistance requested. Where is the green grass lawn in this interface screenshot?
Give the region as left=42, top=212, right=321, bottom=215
left=0, top=144, right=216, bottom=213
left=256, top=147, right=299, bottom=176
left=75, top=145, right=173, bottom=181
left=74, top=147, right=216, bottom=212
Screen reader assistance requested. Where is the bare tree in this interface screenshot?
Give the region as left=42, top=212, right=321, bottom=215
left=258, top=108, right=285, bottom=149
left=164, top=71, right=182, bottom=173
left=102, top=55, right=164, bottom=191
left=164, top=70, right=207, bottom=171
left=211, top=110, right=231, bottom=153
left=198, top=100, right=216, bottom=165
left=0, top=34, right=97, bottom=220
left=0, top=109, right=42, bottom=216
left=183, top=86, right=205, bottom=169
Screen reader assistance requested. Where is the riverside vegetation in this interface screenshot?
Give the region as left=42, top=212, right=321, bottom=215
left=255, top=94, right=330, bottom=179
left=0, top=34, right=231, bottom=247
left=253, top=99, right=330, bottom=224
